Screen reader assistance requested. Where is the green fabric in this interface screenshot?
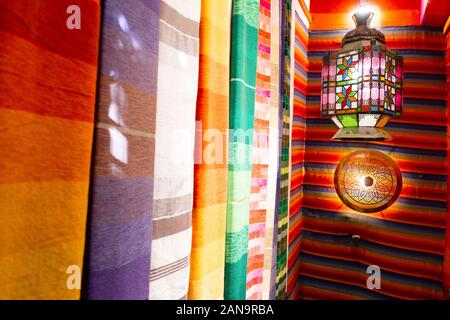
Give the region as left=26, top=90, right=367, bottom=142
left=276, top=0, right=292, bottom=300
left=224, top=0, right=259, bottom=300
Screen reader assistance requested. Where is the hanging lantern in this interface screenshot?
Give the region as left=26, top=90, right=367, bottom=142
left=320, top=10, right=403, bottom=140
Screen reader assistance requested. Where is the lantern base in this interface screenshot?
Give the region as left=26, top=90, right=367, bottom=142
left=332, top=127, right=392, bottom=141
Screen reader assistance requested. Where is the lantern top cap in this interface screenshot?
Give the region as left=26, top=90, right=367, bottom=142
left=353, top=11, right=373, bottom=27
left=341, top=11, right=385, bottom=47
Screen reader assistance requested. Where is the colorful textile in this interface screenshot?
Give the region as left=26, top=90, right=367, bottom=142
left=149, top=0, right=200, bottom=300
left=0, top=0, right=100, bottom=299
left=300, top=26, right=447, bottom=300
left=188, top=0, right=231, bottom=300
left=445, top=30, right=450, bottom=298
left=225, top=0, right=260, bottom=300
left=246, top=0, right=272, bottom=300
left=287, top=8, right=309, bottom=300
left=262, top=0, right=281, bottom=300
left=275, top=0, right=292, bottom=300
left=83, top=0, right=158, bottom=299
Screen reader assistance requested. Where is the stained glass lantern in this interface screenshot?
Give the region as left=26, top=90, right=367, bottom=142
left=321, top=11, right=403, bottom=140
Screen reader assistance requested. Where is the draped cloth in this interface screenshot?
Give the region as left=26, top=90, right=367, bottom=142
left=83, top=0, right=158, bottom=299
left=224, top=0, right=260, bottom=300
left=246, top=0, right=272, bottom=300
left=445, top=30, right=450, bottom=299
left=188, top=0, right=231, bottom=300
left=262, top=0, right=281, bottom=300
left=287, top=6, right=309, bottom=300
left=0, top=0, right=100, bottom=299
left=275, top=0, right=292, bottom=300
left=149, top=0, right=200, bottom=300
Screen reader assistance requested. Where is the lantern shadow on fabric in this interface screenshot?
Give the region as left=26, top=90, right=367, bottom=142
left=320, top=10, right=403, bottom=141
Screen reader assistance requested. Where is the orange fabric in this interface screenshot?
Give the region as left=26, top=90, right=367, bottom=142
left=188, top=0, right=230, bottom=300
left=0, top=0, right=100, bottom=299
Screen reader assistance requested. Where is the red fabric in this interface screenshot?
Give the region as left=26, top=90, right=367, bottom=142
left=445, top=31, right=450, bottom=298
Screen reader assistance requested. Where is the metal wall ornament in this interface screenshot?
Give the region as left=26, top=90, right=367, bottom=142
left=334, top=150, right=402, bottom=213
left=320, top=9, right=403, bottom=140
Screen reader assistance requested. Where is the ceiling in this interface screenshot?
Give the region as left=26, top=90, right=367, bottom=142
left=309, top=0, right=449, bottom=31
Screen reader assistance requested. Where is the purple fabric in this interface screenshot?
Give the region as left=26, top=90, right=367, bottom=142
left=83, top=0, right=159, bottom=299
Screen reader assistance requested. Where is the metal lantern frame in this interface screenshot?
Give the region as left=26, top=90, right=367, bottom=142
left=320, top=11, right=404, bottom=140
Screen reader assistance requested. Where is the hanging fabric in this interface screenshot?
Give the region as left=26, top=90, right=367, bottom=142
left=83, top=0, right=159, bottom=299
left=149, top=0, right=201, bottom=300
left=0, top=0, right=101, bottom=299
left=275, top=0, right=292, bottom=300
left=286, top=3, right=309, bottom=300
left=188, top=0, right=231, bottom=300
left=445, top=29, right=450, bottom=299
left=246, top=0, right=273, bottom=300
left=224, top=0, right=260, bottom=300
left=262, top=0, right=281, bottom=300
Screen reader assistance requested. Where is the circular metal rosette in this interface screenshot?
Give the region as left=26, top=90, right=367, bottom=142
left=334, top=150, right=402, bottom=213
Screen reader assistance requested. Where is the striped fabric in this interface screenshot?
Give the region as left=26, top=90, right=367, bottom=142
left=287, top=8, right=309, bottom=300
left=188, top=0, right=231, bottom=300
left=299, top=26, right=448, bottom=300
left=150, top=0, right=200, bottom=300
left=225, top=0, right=260, bottom=300
left=262, top=0, right=281, bottom=300
left=83, top=0, right=158, bottom=299
left=0, top=0, right=100, bottom=299
left=445, top=31, right=450, bottom=298
left=246, top=0, right=272, bottom=300
left=275, top=0, right=292, bottom=300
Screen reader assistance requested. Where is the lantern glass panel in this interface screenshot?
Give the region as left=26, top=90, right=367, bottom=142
left=359, top=113, right=381, bottom=126
left=338, top=114, right=358, bottom=127
left=320, top=44, right=403, bottom=131
left=336, top=84, right=358, bottom=110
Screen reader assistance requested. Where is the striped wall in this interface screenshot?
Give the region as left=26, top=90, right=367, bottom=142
left=286, top=8, right=309, bottom=300
left=445, top=29, right=450, bottom=298
left=298, top=26, right=448, bottom=299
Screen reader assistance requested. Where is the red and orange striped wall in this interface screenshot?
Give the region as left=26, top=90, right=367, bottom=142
left=287, top=4, right=309, bottom=300
left=286, top=0, right=450, bottom=300
left=292, top=23, right=448, bottom=300
left=444, top=19, right=450, bottom=299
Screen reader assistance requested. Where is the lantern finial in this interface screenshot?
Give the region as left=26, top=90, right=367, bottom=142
left=353, top=11, right=373, bottom=27
left=342, top=11, right=385, bottom=47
